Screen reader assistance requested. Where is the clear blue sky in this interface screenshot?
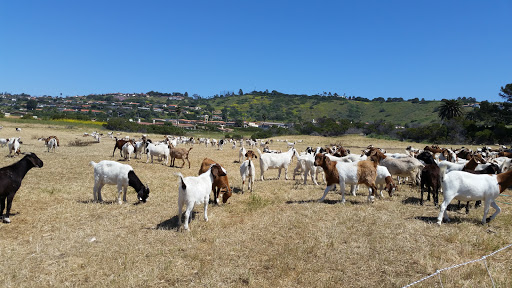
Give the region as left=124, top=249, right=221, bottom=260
left=1, top=1, right=511, bottom=102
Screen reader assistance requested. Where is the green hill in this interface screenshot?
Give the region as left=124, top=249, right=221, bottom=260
left=203, top=93, right=472, bottom=126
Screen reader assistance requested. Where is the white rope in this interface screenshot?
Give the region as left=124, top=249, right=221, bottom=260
left=402, top=243, right=512, bottom=288
left=483, top=259, right=495, bottom=288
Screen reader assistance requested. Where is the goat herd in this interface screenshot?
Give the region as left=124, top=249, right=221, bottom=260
left=1, top=130, right=512, bottom=231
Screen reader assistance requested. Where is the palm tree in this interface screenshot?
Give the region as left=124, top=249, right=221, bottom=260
left=438, top=99, right=463, bottom=121
left=175, top=106, right=182, bottom=125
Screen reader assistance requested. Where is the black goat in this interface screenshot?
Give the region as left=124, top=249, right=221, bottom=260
left=0, top=153, right=44, bottom=223
left=416, top=151, right=441, bottom=206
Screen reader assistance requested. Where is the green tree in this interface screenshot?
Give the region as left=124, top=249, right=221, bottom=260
left=175, top=106, right=183, bottom=123
left=438, top=99, right=463, bottom=121
left=26, top=99, right=38, bottom=110
left=238, top=89, right=243, bottom=96
left=499, top=83, right=512, bottom=102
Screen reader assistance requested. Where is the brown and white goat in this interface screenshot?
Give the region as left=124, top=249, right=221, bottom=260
left=112, top=137, right=133, bottom=157
left=198, top=158, right=232, bottom=204
left=314, top=153, right=379, bottom=203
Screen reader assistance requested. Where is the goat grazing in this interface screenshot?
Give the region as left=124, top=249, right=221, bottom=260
left=437, top=168, right=512, bottom=225
left=176, top=164, right=227, bottom=230
left=90, top=160, right=150, bottom=204
left=198, top=158, right=232, bottom=204
left=256, top=147, right=297, bottom=181
left=0, top=153, right=44, bottom=223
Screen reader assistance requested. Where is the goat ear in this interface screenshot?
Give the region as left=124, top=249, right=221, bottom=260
left=27, top=154, right=40, bottom=167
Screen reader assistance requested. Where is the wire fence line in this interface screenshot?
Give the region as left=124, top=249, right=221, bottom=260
left=402, top=243, right=512, bottom=288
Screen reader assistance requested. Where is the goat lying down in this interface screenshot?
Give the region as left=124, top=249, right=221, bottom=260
left=437, top=168, right=512, bottom=225
left=176, top=164, right=227, bottom=231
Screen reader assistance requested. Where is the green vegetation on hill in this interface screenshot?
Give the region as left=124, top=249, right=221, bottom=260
left=205, top=93, right=469, bottom=126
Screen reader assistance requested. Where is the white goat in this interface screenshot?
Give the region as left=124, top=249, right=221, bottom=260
left=239, top=146, right=247, bottom=163
left=90, top=160, right=150, bottom=204
left=256, top=148, right=297, bottom=181
left=47, top=137, right=57, bottom=153
left=240, top=159, right=256, bottom=193
left=133, top=141, right=145, bottom=159
left=122, top=142, right=135, bottom=161
left=0, top=138, right=8, bottom=147
left=176, top=164, right=226, bottom=231
left=375, top=165, right=396, bottom=197
left=146, top=143, right=170, bottom=165
left=8, top=138, right=21, bottom=156
left=437, top=168, right=512, bottom=225
left=293, top=152, right=324, bottom=185
left=437, top=161, right=465, bottom=173
left=370, top=150, right=423, bottom=185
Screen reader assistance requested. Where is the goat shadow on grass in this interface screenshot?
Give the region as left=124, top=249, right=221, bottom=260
left=412, top=215, right=485, bottom=225
left=154, top=212, right=199, bottom=231
left=77, top=199, right=132, bottom=205
left=402, top=197, right=421, bottom=205
left=286, top=199, right=363, bottom=205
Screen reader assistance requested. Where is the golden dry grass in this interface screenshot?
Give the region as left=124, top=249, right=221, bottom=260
left=0, top=121, right=511, bottom=287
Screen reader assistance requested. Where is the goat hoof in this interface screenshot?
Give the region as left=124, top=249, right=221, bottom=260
left=436, top=221, right=442, bottom=226
left=3, top=217, right=11, bottom=224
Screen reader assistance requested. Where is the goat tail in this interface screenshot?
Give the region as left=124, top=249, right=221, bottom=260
left=89, top=161, right=97, bottom=167
left=188, top=147, right=193, bottom=152
left=174, top=172, right=186, bottom=190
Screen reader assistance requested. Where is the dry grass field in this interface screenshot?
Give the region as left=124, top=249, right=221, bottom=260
left=1, top=121, right=511, bottom=287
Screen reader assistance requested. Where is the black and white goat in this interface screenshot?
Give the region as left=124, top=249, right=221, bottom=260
left=0, top=153, right=44, bottom=223
left=90, top=160, right=149, bottom=204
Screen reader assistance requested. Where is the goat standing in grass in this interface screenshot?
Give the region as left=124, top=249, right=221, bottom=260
left=198, top=158, right=232, bottom=204
left=0, top=153, right=43, bottom=223
left=256, top=147, right=297, bottom=181
left=176, top=164, right=227, bottom=231
left=416, top=151, right=441, bottom=206
left=47, top=137, right=58, bottom=153
left=90, top=160, right=149, bottom=204
left=437, top=167, right=512, bottom=225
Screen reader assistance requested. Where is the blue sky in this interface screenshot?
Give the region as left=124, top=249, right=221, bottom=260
left=1, top=1, right=511, bottom=102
